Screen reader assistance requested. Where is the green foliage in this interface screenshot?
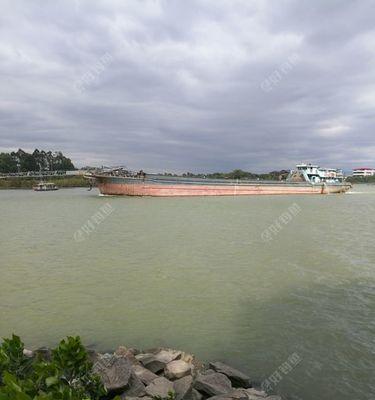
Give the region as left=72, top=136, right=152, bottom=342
left=182, top=169, right=290, bottom=181
left=0, top=335, right=106, bottom=400
left=0, top=335, right=33, bottom=381
left=152, top=391, right=176, bottom=400
left=346, top=175, right=375, bottom=184
left=0, top=149, right=75, bottom=173
left=0, top=153, right=18, bottom=173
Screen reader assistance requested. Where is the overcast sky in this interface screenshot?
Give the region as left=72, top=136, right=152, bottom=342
left=1, top=0, right=374, bottom=172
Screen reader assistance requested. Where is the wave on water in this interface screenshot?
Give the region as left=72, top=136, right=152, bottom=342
left=346, top=191, right=371, bottom=194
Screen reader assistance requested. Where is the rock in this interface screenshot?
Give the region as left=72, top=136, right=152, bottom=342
left=133, top=364, right=159, bottom=385
left=165, top=360, right=192, bottom=380
left=194, top=372, right=232, bottom=397
left=241, top=388, right=268, bottom=398
left=86, top=349, right=99, bottom=364
left=93, top=354, right=132, bottom=392
left=148, top=348, right=202, bottom=374
left=122, top=397, right=152, bottom=400
left=145, top=377, right=175, bottom=398
left=209, top=362, right=251, bottom=388
left=206, top=388, right=268, bottom=400
left=179, top=351, right=203, bottom=372
left=136, top=353, right=166, bottom=373
left=192, top=388, right=203, bottom=400
left=203, top=369, right=216, bottom=375
left=155, top=349, right=183, bottom=363
left=129, top=348, right=141, bottom=356
left=179, top=352, right=194, bottom=364
left=121, top=372, right=146, bottom=397
left=34, top=347, right=51, bottom=361
left=205, top=393, right=246, bottom=400
left=23, top=349, right=34, bottom=358
left=115, top=346, right=129, bottom=356
left=144, top=347, right=163, bottom=354
left=116, top=346, right=140, bottom=358
left=173, top=375, right=193, bottom=400
left=116, top=346, right=140, bottom=365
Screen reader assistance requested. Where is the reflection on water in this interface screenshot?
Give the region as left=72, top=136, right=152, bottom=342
left=0, top=185, right=374, bottom=400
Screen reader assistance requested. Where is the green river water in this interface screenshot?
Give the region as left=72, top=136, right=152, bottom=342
left=0, top=186, right=374, bottom=400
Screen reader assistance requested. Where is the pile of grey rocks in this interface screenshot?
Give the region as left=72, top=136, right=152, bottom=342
left=91, top=346, right=282, bottom=400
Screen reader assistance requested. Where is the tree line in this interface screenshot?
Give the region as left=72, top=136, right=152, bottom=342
left=181, top=168, right=290, bottom=180
left=0, top=149, right=75, bottom=173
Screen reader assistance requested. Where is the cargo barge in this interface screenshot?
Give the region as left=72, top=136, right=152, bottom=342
left=85, top=164, right=352, bottom=197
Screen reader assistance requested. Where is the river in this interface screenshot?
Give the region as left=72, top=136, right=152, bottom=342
left=0, top=186, right=374, bottom=399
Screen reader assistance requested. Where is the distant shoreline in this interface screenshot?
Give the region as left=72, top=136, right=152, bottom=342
left=0, top=175, right=88, bottom=189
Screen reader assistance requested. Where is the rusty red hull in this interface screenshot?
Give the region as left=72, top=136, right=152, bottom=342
left=93, top=176, right=351, bottom=196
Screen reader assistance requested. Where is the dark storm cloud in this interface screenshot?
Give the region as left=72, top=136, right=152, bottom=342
left=0, top=0, right=374, bottom=172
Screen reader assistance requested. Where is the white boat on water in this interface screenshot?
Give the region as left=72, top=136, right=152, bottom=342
left=33, top=182, right=59, bottom=191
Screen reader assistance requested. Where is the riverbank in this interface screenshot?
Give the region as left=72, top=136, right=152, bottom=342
left=24, top=342, right=283, bottom=400
left=0, top=175, right=88, bottom=189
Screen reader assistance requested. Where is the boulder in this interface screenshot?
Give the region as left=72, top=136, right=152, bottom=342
left=165, top=360, right=192, bottom=380
left=173, top=375, right=193, bottom=400
left=241, top=388, right=268, bottom=398
left=180, top=351, right=203, bottom=371
left=209, top=362, right=251, bottom=388
left=23, top=349, right=34, bottom=358
left=136, top=353, right=166, bottom=373
left=203, top=369, right=216, bottom=375
left=129, top=348, right=140, bottom=356
left=116, top=346, right=140, bottom=365
left=115, top=346, right=129, bottom=356
left=206, top=388, right=268, bottom=400
left=205, top=393, right=247, bottom=400
left=116, top=346, right=140, bottom=358
left=34, top=347, right=52, bottom=361
left=122, top=397, right=152, bottom=400
left=180, top=352, right=195, bottom=364
left=156, top=349, right=182, bottom=363
left=93, top=354, right=132, bottom=392
left=144, top=347, right=163, bottom=354
left=208, top=388, right=271, bottom=400
left=192, top=388, right=203, bottom=400
left=133, top=364, right=159, bottom=385
left=86, top=349, right=99, bottom=364
left=145, top=377, right=175, bottom=398
left=194, top=372, right=232, bottom=397
left=121, top=372, right=146, bottom=397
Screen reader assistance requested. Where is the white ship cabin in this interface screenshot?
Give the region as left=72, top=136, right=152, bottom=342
left=296, top=163, right=344, bottom=183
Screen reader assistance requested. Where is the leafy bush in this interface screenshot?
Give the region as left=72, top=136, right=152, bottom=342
left=152, top=391, right=176, bottom=400
left=0, top=334, right=106, bottom=400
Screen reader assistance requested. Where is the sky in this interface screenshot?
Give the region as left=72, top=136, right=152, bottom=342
left=0, top=0, right=374, bottom=173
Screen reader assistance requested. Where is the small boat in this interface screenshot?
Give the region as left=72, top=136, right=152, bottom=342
left=84, top=163, right=352, bottom=197
left=33, top=181, right=59, bottom=191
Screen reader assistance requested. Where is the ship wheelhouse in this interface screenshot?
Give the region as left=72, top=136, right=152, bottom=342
left=295, top=163, right=344, bottom=183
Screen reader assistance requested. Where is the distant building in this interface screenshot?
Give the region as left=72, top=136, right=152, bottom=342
left=352, top=167, right=375, bottom=177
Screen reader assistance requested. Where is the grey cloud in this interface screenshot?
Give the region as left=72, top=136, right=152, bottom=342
left=0, top=0, right=374, bottom=172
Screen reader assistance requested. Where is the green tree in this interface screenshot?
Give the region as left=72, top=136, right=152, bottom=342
left=0, top=153, right=17, bottom=173
left=0, top=335, right=105, bottom=399
left=0, top=149, right=76, bottom=173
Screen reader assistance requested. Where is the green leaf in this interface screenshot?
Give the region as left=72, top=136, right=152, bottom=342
left=45, top=376, right=59, bottom=387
